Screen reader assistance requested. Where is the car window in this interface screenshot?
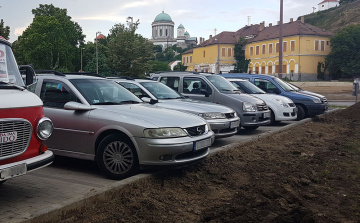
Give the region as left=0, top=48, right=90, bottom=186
left=159, top=77, right=179, bottom=91
left=272, top=77, right=295, bottom=92
left=151, top=77, right=158, bottom=81
left=206, top=75, right=238, bottom=93
left=254, top=78, right=279, bottom=94
left=231, top=80, right=265, bottom=94
left=183, top=77, right=212, bottom=95
left=118, top=82, right=149, bottom=99
left=141, top=82, right=182, bottom=99
left=40, top=80, right=80, bottom=108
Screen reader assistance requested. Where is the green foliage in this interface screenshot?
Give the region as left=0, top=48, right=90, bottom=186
left=107, top=22, right=153, bottom=77
left=0, top=19, right=10, bottom=40
left=234, top=37, right=250, bottom=73
left=173, top=62, right=187, bottom=71
left=13, top=4, right=85, bottom=71
left=326, top=24, right=360, bottom=79
left=148, top=60, right=171, bottom=73
left=153, top=45, right=162, bottom=53
left=340, top=0, right=358, bottom=5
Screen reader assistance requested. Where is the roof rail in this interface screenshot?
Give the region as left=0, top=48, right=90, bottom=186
left=106, top=76, right=134, bottom=80
left=63, top=72, right=104, bottom=78
left=34, top=70, right=66, bottom=76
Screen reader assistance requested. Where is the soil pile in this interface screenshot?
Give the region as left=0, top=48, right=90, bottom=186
left=44, top=104, right=360, bottom=223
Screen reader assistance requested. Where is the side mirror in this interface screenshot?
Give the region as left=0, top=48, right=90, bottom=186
left=141, top=97, right=151, bottom=103
left=19, top=65, right=36, bottom=86
left=64, top=102, right=95, bottom=111
left=200, top=89, right=210, bottom=97
left=273, top=88, right=281, bottom=94
left=150, top=98, right=158, bottom=104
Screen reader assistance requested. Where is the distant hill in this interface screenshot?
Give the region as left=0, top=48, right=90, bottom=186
left=299, top=0, right=360, bottom=33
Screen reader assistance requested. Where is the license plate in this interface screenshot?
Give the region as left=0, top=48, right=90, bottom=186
left=193, top=138, right=212, bottom=151
left=0, top=163, right=27, bottom=180
left=263, top=112, right=271, bottom=118
left=230, top=120, right=240, bottom=129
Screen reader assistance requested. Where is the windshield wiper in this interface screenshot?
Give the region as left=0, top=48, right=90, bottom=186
left=93, top=102, right=121, bottom=105
left=119, top=100, right=141, bottom=104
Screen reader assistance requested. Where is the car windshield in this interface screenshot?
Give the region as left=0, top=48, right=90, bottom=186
left=141, top=81, right=183, bottom=99
left=272, top=77, right=295, bottom=92
left=0, top=43, right=24, bottom=86
left=206, top=75, right=240, bottom=93
left=286, top=82, right=301, bottom=91
left=231, top=80, right=266, bottom=94
left=71, top=79, right=143, bottom=105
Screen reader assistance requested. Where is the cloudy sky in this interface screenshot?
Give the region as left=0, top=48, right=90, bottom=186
left=0, top=0, right=321, bottom=43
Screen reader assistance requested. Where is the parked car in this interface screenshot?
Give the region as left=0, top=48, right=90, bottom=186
left=150, top=72, right=271, bottom=130
left=28, top=72, right=215, bottom=180
left=226, top=78, right=297, bottom=125
left=108, top=77, right=240, bottom=138
left=219, top=73, right=328, bottom=120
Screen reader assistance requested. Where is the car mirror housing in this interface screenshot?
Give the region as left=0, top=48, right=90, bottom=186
left=141, top=97, right=151, bottom=103
left=200, top=89, right=210, bottom=97
left=64, top=102, right=96, bottom=111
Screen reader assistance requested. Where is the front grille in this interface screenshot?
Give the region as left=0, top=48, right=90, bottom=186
left=0, top=119, right=32, bottom=160
left=321, top=97, right=328, bottom=103
left=225, top=113, right=235, bottom=119
left=257, top=104, right=268, bottom=111
left=288, top=103, right=296, bottom=107
left=175, top=147, right=208, bottom=161
left=185, top=125, right=206, bottom=136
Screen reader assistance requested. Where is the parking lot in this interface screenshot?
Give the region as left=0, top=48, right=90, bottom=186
left=0, top=120, right=302, bottom=223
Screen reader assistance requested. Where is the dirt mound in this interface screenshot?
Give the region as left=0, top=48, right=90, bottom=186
left=42, top=108, right=360, bottom=223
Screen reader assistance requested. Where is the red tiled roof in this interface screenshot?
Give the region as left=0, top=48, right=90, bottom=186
left=182, top=49, right=193, bottom=54
left=96, top=34, right=106, bottom=40
left=318, top=0, right=339, bottom=5
left=248, top=20, right=333, bottom=43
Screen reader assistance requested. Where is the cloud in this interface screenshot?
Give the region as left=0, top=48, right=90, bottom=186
left=120, top=1, right=149, bottom=10
left=14, top=27, right=27, bottom=36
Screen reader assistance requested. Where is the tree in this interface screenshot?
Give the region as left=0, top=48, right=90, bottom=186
left=153, top=45, right=162, bottom=53
left=0, top=19, right=10, bottom=40
left=148, top=60, right=171, bottom=73
left=173, top=62, right=187, bottom=71
left=339, top=0, right=358, bottom=5
left=234, top=37, right=250, bottom=73
left=107, top=22, right=153, bottom=77
left=13, top=4, right=85, bottom=71
left=326, top=24, right=360, bottom=79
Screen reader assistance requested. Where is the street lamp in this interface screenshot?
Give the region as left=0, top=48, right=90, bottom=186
left=80, top=48, right=85, bottom=72
left=126, top=16, right=133, bottom=29
left=279, top=0, right=284, bottom=79
left=95, top=31, right=101, bottom=74
left=215, top=38, right=220, bottom=74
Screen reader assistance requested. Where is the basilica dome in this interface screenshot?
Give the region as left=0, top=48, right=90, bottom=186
left=154, top=11, right=172, bottom=22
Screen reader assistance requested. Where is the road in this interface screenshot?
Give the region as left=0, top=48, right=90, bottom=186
left=0, top=110, right=340, bottom=223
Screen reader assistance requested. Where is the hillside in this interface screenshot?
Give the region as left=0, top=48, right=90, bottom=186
left=300, top=0, right=360, bottom=33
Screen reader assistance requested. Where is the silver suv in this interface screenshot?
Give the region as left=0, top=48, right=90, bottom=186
left=28, top=72, right=215, bottom=180
left=109, top=78, right=240, bottom=138
left=151, top=72, right=271, bottom=130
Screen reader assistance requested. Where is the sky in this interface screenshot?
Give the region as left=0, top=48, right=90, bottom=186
left=0, top=0, right=322, bottom=43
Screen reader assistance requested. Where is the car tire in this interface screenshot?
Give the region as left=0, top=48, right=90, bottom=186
left=96, top=133, right=139, bottom=180
left=296, top=105, right=306, bottom=121
left=269, top=110, right=276, bottom=125
left=243, top=126, right=259, bottom=130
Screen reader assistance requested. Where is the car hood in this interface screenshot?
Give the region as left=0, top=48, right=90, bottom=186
left=250, top=94, right=293, bottom=103
left=156, top=98, right=234, bottom=114
left=298, top=90, right=326, bottom=99
left=225, top=93, right=266, bottom=105
left=93, top=103, right=206, bottom=128
left=0, top=89, right=43, bottom=109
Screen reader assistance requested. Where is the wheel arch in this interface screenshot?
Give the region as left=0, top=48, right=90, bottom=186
left=295, top=103, right=308, bottom=117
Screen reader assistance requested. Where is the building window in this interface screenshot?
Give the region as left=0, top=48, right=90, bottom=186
left=262, top=44, right=266, bottom=54
left=222, top=48, right=226, bottom=57
left=269, top=44, right=273, bottom=54
left=268, top=65, right=273, bottom=74
left=291, top=40, right=295, bottom=51
left=186, top=57, right=189, bottom=63
left=283, top=42, right=287, bottom=52
left=250, top=46, right=254, bottom=55
left=166, top=29, right=168, bottom=36
left=321, top=40, right=325, bottom=51
left=203, top=50, right=205, bottom=57
left=228, top=48, right=232, bottom=57
left=276, top=43, right=279, bottom=53
left=306, top=40, right=310, bottom=51
left=190, top=56, right=192, bottom=63
left=182, top=57, right=185, bottom=64
left=256, top=45, right=260, bottom=55
left=315, top=40, right=319, bottom=51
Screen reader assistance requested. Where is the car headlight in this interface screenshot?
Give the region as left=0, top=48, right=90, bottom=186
left=206, top=122, right=211, bottom=132
left=198, top=112, right=226, bottom=119
left=243, top=102, right=257, bottom=112
left=144, top=128, right=188, bottom=138
left=313, top=98, right=321, bottom=103
left=36, top=117, right=54, bottom=141
left=273, top=98, right=289, bottom=107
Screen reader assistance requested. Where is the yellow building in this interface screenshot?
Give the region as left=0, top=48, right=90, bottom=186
left=182, top=17, right=333, bottom=81
left=246, top=18, right=332, bottom=81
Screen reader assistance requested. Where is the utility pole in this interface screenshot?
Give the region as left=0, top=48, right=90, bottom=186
left=214, top=28, right=217, bottom=36
left=95, top=31, right=101, bottom=74
left=279, top=0, right=283, bottom=79
left=215, top=38, right=220, bottom=74
left=81, top=48, right=85, bottom=72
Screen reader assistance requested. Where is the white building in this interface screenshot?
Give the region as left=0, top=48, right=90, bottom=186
left=318, top=0, right=340, bottom=11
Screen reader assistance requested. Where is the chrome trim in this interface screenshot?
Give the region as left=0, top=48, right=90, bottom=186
left=36, top=117, right=54, bottom=141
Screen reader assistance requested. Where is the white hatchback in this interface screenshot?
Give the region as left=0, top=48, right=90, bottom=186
left=229, top=79, right=297, bottom=125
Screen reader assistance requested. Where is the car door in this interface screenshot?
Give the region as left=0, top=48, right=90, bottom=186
left=181, top=77, right=214, bottom=103
left=253, top=78, right=282, bottom=95
left=39, top=79, right=92, bottom=156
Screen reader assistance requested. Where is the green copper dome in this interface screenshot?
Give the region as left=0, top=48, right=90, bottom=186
left=184, top=31, right=190, bottom=36
left=178, top=24, right=185, bottom=29
left=154, top=12, right=172, bottom=22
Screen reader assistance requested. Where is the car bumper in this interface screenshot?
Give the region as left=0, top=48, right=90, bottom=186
left=276, top=107, right=298, bottom=121
left=241, top=110, right=271, bottom=126
left=207, top=117, right=240, bottom=138
left=134, top=131, right=215, bottom=166
left=307, top=103, right=328, bottom=116
left=0, top=150, right=54, bottom=181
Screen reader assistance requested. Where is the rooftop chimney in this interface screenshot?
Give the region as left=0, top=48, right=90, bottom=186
left=301, top=16, right=305, bottom=23
left=277, top=21, right=280, bottom=25
left=269, top=23, right=272, bottom=27
left=259, top=21, right=265, bottom=31
left=290, top=18, right=293, bottom=22
left=209, top=35, right=212, bottom=40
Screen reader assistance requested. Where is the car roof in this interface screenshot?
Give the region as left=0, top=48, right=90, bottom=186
left=227, top=78, right=248, bottom=82
left=223, top=73, right=278, bottom=79
left=152, top=71, right=215, bottom=77
left=108, top=78, right=157, bottom=83
left=35, top=71, right=106, bottom=80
